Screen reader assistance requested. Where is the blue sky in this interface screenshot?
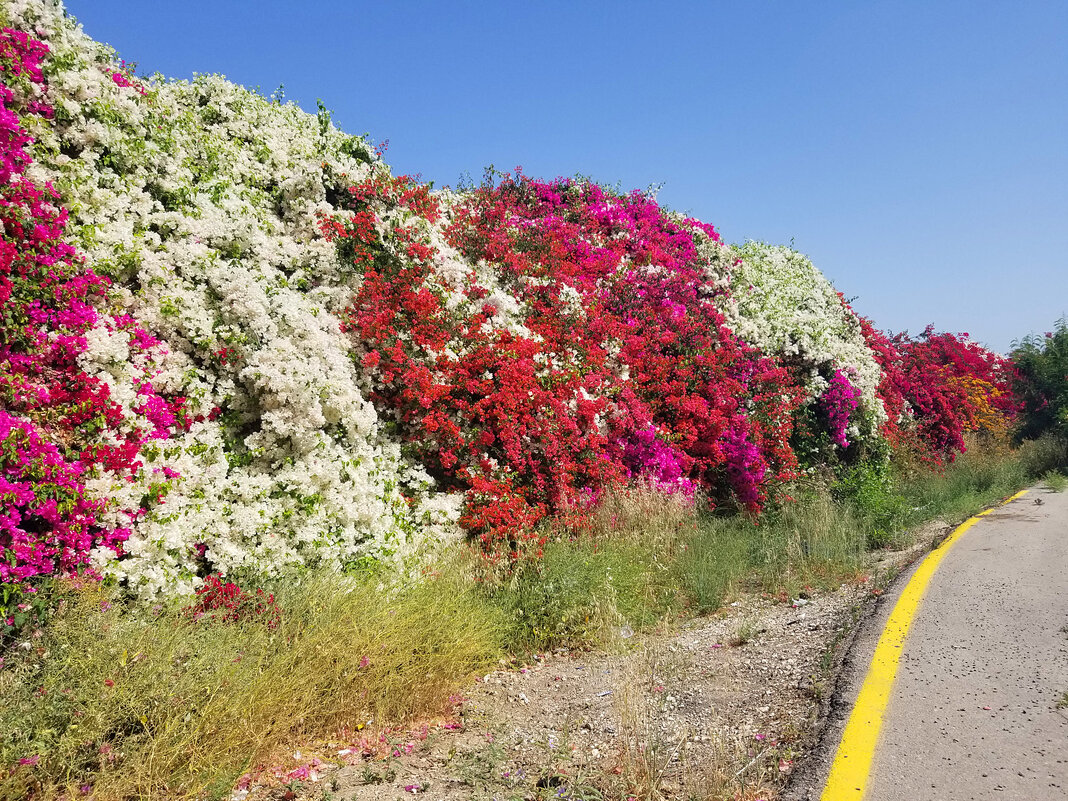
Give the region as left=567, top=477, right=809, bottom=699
left=64, top=0, right=1067, bottom=352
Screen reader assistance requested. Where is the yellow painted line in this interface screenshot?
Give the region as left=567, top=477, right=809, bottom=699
left=820, top=489, right=1030, bottom=800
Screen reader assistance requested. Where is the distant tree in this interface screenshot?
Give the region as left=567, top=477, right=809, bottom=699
left=1011, top=318, right=1068, bottom=440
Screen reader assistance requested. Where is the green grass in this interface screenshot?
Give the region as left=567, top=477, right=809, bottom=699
left=895, top=434, right=1065, bottom=526
left=491, top=485, right=696, bottom=654
left=677, top=492, right=868, bottom=612
left=3, top=436, right=1063, bottom=799
left=1043, top=470, right=1067, bottom=492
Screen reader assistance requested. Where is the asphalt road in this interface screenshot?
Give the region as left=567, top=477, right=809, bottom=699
left=792, top=485, right=1068, bottom=800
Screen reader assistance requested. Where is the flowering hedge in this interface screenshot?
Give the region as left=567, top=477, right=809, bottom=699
left=896, top=326, right=1018, bottom=450
left=0, top=0, right=1023, bottom=597
left=0, top=23, right=186, bottom=626
left=3, top=0, right=461, bottom=596
left=322, top=170, right=807, bottom=553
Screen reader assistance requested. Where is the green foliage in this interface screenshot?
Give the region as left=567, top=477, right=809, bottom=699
left=674, top=520, right=750, bottom=613
left=832, top=461, right=910, bottom=547
left=727, top=492, right=868, bottom=597
left=1015, top=433, right=1068, bottom=477
left=498, top=538, right=680, bottom=654
left=1012, top=318, right=1068, bottom=441
left=492, top=488, right=692, bottom=653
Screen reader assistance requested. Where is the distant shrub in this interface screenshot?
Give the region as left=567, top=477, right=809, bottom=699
left=1016, top=433, right=1068, bottom=476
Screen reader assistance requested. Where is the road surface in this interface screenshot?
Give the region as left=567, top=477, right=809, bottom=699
left=792, top=484, right=1068, bottom=800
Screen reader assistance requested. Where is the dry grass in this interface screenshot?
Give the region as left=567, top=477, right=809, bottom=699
left=613, top=645, right=781, bottom=801
left=0, top=567, right=502, bottom=800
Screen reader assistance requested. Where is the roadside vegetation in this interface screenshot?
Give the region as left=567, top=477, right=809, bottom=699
left=1044, top=471, right=1067, bottom=492
left=3, top=433, right=1064, bottom=799
left=1010, top=318, right=1068, bottom=442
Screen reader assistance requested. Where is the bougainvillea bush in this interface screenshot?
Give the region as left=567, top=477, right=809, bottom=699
left=727, top=242, right=886, bottom=460
left=0, top=0, right=1023, bottom=604
left=322, top=170, right=806, bottom=553
left=895, top=326, right=1019, bottom=451
left=3, top=0, right=462, bottom=598
left=729, top=245, right=1018, bottom=467
left=0, top=23, right=186, bottom=629
left=854, top=314, right=1018, bottom=462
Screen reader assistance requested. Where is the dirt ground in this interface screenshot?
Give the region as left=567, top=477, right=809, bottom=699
left=239, top=523, right=949, bottom=801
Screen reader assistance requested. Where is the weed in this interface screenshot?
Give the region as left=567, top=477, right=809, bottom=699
left=1043, top=470, right=1067, bottom=492
left=615, top=670, right=779, bottom=801
left=359, top=765, right=385, bottom=785
left=833, top=460, right=909, bottom=547
left=448, top=736, right=508, bottom=792
left=728, top=619, right=762, bottom=648
left=675, top=518, right=749, bottom=613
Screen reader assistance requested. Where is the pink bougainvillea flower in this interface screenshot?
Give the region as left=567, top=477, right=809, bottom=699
left=0, top=25, right=187, bottom=618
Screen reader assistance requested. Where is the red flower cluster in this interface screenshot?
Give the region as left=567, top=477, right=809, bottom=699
left=854, top=308, right=1016, bottom=461
left=184, top=574, right=281, bottom=630
left=447, top=175, right=805, bottom=509
left=322, top=170, right=805, bottom=556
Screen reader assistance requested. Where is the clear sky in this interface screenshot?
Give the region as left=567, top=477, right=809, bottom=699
left=62, top=0, right=1067, bottom=353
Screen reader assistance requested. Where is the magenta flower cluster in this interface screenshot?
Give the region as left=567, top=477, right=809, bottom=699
left=0, top=412, right=124, bottom=584
left=820, top=369, right=861, bottom=449
left=619, top=427, right=697, bottom=498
